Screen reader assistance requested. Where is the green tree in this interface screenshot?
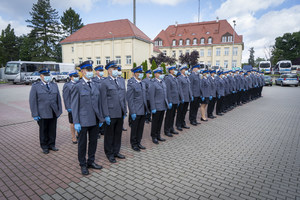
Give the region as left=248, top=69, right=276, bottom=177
left=26, top=0, right=61, bottom=61
left=142, top=60, right=148, bottom=79
left=0, top=24, right=19, bottom=66
left=248, top=47, right=255, bottom=66
left=151, top=59, right=157, bottom=77
left=132, top=62, right=137, bottom=69
left=60, top=7, right=84, bottom=36
left=161, top=63, right=166, bottom=74
left=19, top=31, right=38, bottom=61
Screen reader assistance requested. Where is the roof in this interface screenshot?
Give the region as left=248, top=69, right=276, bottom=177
left=153, top=19, right=243, bottom=47
left=60, top=19, right=152, bottom=44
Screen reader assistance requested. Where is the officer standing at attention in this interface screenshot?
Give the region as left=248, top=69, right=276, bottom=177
left=29, top=69, right=62, bottom=154
left=117, top=65, right=128, bottom=131
left=101, top=61, right=127, bottom=163
left=164, top=65, right=182, bottom=137
left=176, top=65, right=193, bottom=131
left=149, top=67, right=169, bottom=144
left=207, top=70, right=217, bottom=119
left=142, top=70, right=153, bottom=123
left=71, top=60, right=104, bottom=175
left=200, top=70, right=210, bottom=121
left=188, top=64, right=201, bottom=126
left=92, top=65, right=106, bottom=138
left=215, top=71, right=225, bottom=116
left=126, top=66, right=149, bottom=151
left=62, top=70, right=79, bottom=144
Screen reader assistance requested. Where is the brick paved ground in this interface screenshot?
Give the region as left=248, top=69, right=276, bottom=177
left=0, top=83, right=300, bottom=200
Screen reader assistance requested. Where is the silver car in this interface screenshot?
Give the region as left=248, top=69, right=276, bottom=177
left=24, top=72, right=41, bottom=85
left=57, top=72, right=69, bottom=82
left=275, top=74, right=299, bottom=87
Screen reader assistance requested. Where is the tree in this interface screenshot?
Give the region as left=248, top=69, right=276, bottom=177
left=161, top=63, right=166, bottom=74
left=141, top=60, right=148, bottom=79
left=26, top=0, right=61, bottom=61
left=60, top=7, right=84, bottom=36
left=248, top=47, right=255, bottom=66
left=151, top=59, right=158, bottom=77
left=255, top=57, right=265, bottom=67
left=0, top=24, right=19, bottom=66
left=19, top=31, right=39, bottom=61
left=132, top=62, right=137, bottom=69
left=179, top=50, right=199, bottom=67
left=272, top=31, right=300, bottom=64
left=149, top=53, right=176, bottom=66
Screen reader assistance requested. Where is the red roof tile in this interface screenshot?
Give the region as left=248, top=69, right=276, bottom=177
left=60, top=19, right=152, bottom=44
left=153, top=19, right=243, bottom=47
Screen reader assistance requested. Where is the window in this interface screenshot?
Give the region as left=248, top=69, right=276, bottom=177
left=200, top=49, right=204, bottom=57
left=208, top=37, right=212, bottom=44
left=126, top=56, right=131, bottom=65
left=232, top=60, right=237, bottom=68
left=96, top=57, right=101, bottom=65
left=224, top=47, right=229, bottom=56
left=179, top=50, right=183, bottom=56
left=233, top=47, right=238, bottom=56
left=193, top=38, right=197, bottom=45
left=207, top=49, right=211, bottom=56
left=154, top=41, right=158, bottom=46
left=200, top=38, right=205, bottom=44
left=186, top=39, right=190, bottom=45
left=179, top=39, right=183, bottom=46
left=216, top=60, right=220, bottom=66
left=158, top=40, right=163, bottom=46
left=71, top=47, right=74, bottom=53
left=72, top=59, right=74, bottom=64
left=222, top=36, right=227, bottom=43
left=172, top=50, right=176, bottom=58
left=216, top=48, right=221, bottom=56
left=172, top=40, right=176, bottom=46
left=105, top=56, right=110, bottom=64
left=116, top=56, right=121, bottom=64
left=79, top=58, right=83, bottom=64
left=224, top=60, right=228, bottom=68
left=228, top=36, right=233, bottom=42
left=163, top=50, right=167, bottom=56
left=87, top=57, right=91, bottom=61
left=207, top=61, right=211, bottom=66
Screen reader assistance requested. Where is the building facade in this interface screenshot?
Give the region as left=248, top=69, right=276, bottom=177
left=60, top=19, right=153, bottom=78
left=153, top=19, right=244, bottom=69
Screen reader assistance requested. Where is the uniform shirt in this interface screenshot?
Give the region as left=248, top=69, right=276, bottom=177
left=164, top=74, right=182, bottom=104
left=62, top=80, right=77, bottom=110
left=142, top=77, right=152, bottom=101
left=208, top=76, right=217, bottom=97
left=188, top=72, right=200, bottom=97
left=177, top=74, right=193, bottom=102
left=149, top=78, right=169, bottom=111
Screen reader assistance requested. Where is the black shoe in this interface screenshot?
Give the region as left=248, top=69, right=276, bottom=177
left=108, top=157, right=117, bottom=163
left=176, top=127, right=183, bottom=131
left=182, top=125, right=190, bottom=129
left=216, top=113, right=223, bottom=116
left=122, top=127, right=127, bottom=131
left=165, top=133, right=173, bottom=137
left=42, top=149, right=49, bottom=154
left=72, top=141, right=78, bottom=144
left=148, top=119, right=152, bottom=122
left=115, top=153, right=125, bottom=159
left=196, top=121, right=201, bottom=124
left=145, top=120, right=149, bottom=124
left=138, top=144, right=146, bottom=149
left=132, top=146, right=140, bottom=151
left=81, top=166, right=89, bottom=175
left=97, top=134, right=101, bottom=139
left=171, top=130, right=179, bottom=135
left=191, top=121, right=197, bottom=126
left=208, top=116, right=214, bottom=119
left=212, top=116, right=217, bottom=118
left=152, top=138, right=159, bottom=144
left=49, top=146, right=59, bottom=151
left=157, top=137, right=166, bottom=142
left=201, top=118, right=208, bottom=121
left=87, top=162, right=103, bottom=170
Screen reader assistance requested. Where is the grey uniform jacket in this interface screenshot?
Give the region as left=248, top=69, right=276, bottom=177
left=142, top=77, right=152, bottom=101
left=247, top=76, right=253, bottom=89
left=62, top=81, right=77, bottom=110
left=177, top=75, right=193, bottom=102
left=234, top=75, right=241, bottom=91
left=71, top=79, right=104, bottom=127
left=224, top=77, right=230, bottom=95
left=164, top=75, right=183, bottom=104
left=189, top=72, right=201, bottom=97
left=29, top=81, right=62, bottom=119
left=208, top=76, right=217, bottom=97
left=215, top=77, right=225, bottom=97
left=200, top=77, right=210, bottom=98
left=126, top=77, right=148, bottom=116
left=100, top=76, right=127, bottom=119
left=243, top=77, right=248, bottom=90
left=117, top=77, right=127, bottom=115
left=149, top=78, right=169, bottom=111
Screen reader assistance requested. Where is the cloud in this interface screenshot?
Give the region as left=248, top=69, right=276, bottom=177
left=111, top=0, right=186, bottom=6
left=0, top=16, right=31, bottom=36
left=51, top=0, right=101, bottom=12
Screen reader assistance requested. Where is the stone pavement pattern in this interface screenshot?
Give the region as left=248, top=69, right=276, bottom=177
left=0, top=83, right=300, bottom=200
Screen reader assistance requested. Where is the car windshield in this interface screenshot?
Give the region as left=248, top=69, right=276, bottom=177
left=31, top=72, right=40, bottom=76
left=5, top=63, right=19, bottom=74
left=285, top=74, right=297, bottom=78
left=61, top=72, right=68, bottom=75
left=280, top=63, right=291, bottom=68
left=260, top=63, right=270, bottom=68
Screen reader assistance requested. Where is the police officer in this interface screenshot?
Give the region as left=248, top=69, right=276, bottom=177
left=222, top=71, right=230, bottom=113
left=29, top=69, right=62, bottom=154
left=117, top=65, right=128, bottom=131
left=62, top=70, right=79, bottom=144
left=126, top=66, right=149, bottom=151
left=71, top=60, right=104, bottom=175
left=164, top=65, right=182, bottom=137
left=92, top=65, right=106, bottom=138
left=207, top=70, right=217, bottom=119
left=176, top=65, right=192, bottom=131
left=188, top=64, right=201, bottom=126
left=142, top=70, right=153, bottom=123
left=200, top=70, right=210, bottom=121
left=215, top=71, right=225, bottom=116
left=241, top=72, right=249, bottom=103
left=101, top=61, right=127, bottom=163
left=149, top=67, right=170, bottom=144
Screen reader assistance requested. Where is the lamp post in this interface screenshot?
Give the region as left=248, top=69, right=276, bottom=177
left=231, top=20, right=236, bottom=69
left=109, top=32, right=114, bottom=60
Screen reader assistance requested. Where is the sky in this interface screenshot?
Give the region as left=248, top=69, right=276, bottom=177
left=0, top=0, right=300, bottom=63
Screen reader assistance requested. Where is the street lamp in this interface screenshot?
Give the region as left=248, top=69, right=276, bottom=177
left=109, top=32, right=114, bottom=60
left=231, top=20, right=236, bottom=69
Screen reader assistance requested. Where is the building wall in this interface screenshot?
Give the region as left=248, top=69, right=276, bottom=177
left=158, top=43, right=243, bottom=69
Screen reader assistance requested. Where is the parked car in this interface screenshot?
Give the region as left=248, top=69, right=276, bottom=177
left=24, top=72, right=41, bottom=85
left=57, top=72, right=69, bottom=82
left=275, top=74, right=299, bottom=87
left=50, top=72, right=59, bottom=82
left=264, top=75, right=272, bottom=86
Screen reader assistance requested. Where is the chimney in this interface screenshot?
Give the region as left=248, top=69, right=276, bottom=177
left=216, top=17, right=219, bottom=22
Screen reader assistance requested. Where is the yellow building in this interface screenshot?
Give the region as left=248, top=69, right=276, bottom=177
left=60, top=19, right=153, bottom=79
left=153, top=19, right=244, bottom=69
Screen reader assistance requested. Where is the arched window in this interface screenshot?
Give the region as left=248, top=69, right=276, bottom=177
left=186, top=39, right=190, bottom=45
left=193, top=38, right=197, bottom=45
left=179, top=39, right=183, bottom=46
left=172, top=40, right=176, bottom=46
left=200, top=38, right=205, bottom=44
left=208, top=37, right=212, bottom=44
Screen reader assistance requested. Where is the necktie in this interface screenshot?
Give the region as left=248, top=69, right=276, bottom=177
left=46, top=83, right=50, bottom=90
left=114, top=79, right=118, bottom=86
left=87, top=81, right=91, bottom=89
